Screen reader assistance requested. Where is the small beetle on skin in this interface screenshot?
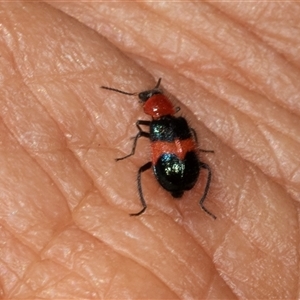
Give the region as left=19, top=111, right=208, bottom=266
left=101, top=78, right=216, bottom=219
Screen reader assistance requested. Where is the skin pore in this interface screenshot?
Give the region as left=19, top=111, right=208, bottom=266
left=0, top=2, right=299, bottom=299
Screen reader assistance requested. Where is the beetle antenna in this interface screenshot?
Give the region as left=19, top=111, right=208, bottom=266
left=101, top=86, right=137, bottom=96
left=102, top=78, right=162, bottom=95
left=155, top=78, right=162, bottom=89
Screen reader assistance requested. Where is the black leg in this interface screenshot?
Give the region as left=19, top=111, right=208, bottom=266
left=199, top=149, right=214, bottom=153
left=199, top=162, right=217, bottom=219
left=116, top=120, right=151, bottom=161
left=190, top=128, right=198, bottom=144
left=136, top=120, right=151, bottom=132
left=130, top=161, right=152, bottom=216
left=190, top=128, right=214, bottom=153
left=116, top=131, right=149, bottom=161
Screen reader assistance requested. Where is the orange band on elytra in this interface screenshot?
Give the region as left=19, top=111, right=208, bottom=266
left=151, top=139, right=196, bottom=164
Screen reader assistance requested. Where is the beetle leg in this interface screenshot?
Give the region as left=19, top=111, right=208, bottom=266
left=190, top=128, right=214, bottom=153
left=116, top=120, right=150, bottom=161
left=130, top=161, right=152, bottom=216
left=199, top=162, right=216, bottom=219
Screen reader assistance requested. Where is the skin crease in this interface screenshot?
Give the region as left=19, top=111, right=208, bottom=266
left=0, top=1, right=299, bottom=299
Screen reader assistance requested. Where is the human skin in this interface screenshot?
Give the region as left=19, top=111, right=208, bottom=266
left=0, top=1, right=299, bottom=299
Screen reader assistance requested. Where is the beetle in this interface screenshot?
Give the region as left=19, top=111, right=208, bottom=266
left=101, top=78, right=216, bottom=219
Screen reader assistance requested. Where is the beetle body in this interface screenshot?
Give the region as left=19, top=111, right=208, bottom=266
left=101, top=78, right=216, bottom=219
left=150, top=115, right=200, bottom=198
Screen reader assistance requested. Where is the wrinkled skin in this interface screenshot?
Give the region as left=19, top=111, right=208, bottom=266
left=0, top=2, right=299, bottom=299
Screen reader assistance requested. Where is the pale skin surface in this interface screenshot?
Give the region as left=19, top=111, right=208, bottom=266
left=0, top=2, right=299, bottom=299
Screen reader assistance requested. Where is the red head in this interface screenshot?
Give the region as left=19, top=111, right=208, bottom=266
left=137, top=79, right=176, bottom=119
left=101, top=78, right=178, bottom=119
